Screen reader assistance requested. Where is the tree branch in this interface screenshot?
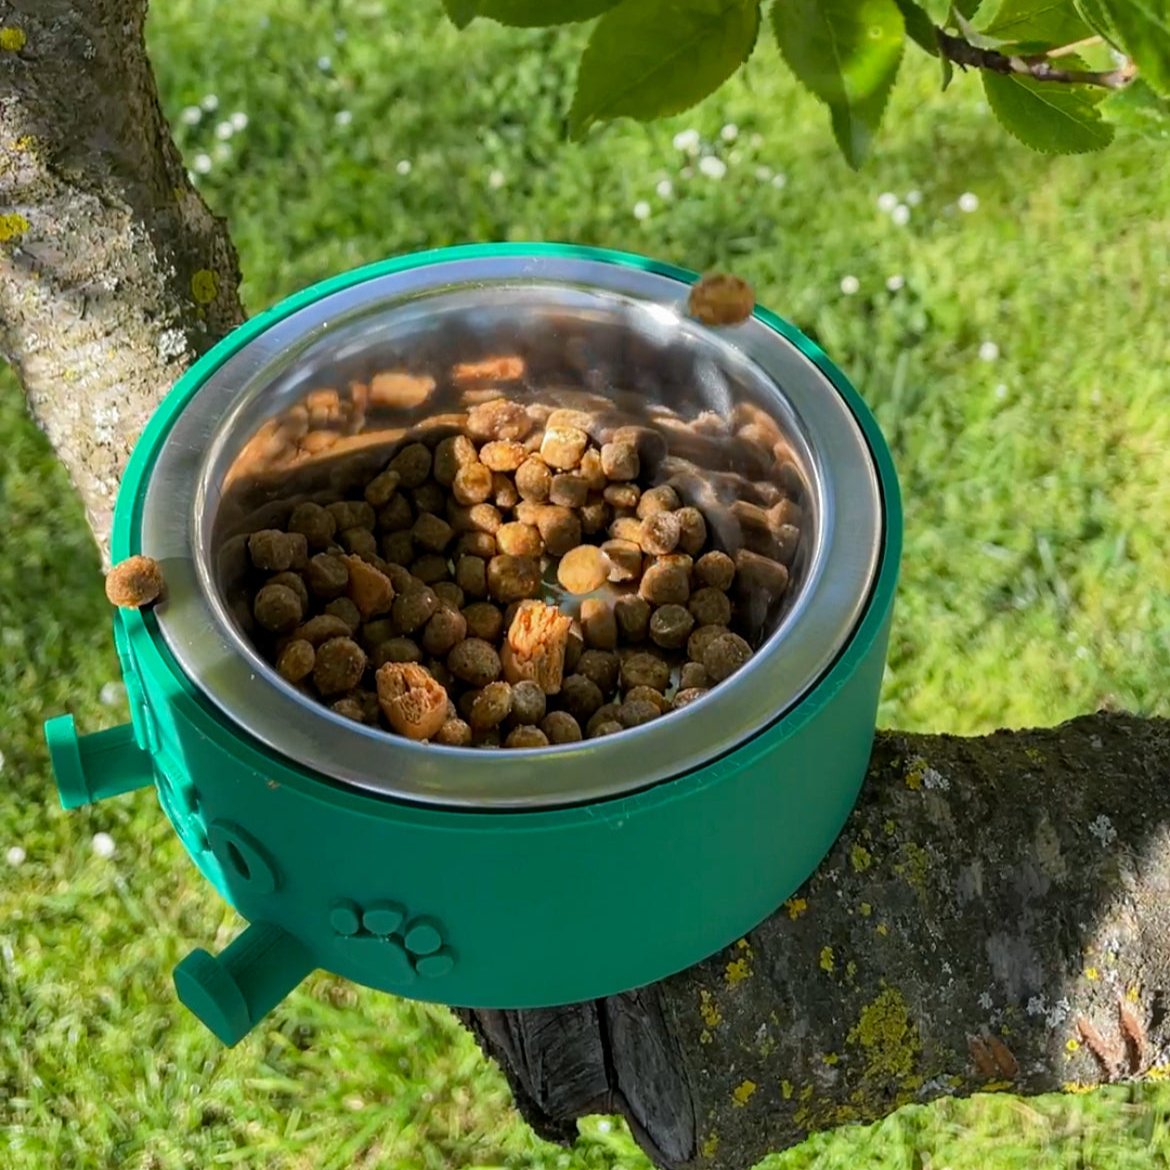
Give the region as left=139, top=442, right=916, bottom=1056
left=936, top=28, right=1136, bottom=89
left=0, top=0, right=245, bottom=563
left=464, top=712, right=1170, bottom=1170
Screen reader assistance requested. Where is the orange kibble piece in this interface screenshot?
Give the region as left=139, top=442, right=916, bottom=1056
left=104, top=555, right=165, bottom=608
left=556, top=545, right=610, bottom=595
left=687, top=272, right=755, bottom=326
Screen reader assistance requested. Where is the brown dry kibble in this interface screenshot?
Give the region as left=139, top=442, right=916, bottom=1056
left=609, top=516, right=644, bottom=544
left=687, top=623, right=730, bottom=663
left=673, top=687, right=709, bottom=710
left=557, top=544, right=609, bottom=595
left=448, top=637, right=503, bottom=687
left=462, top=602, right=504, bottom=643
left=603, top=483, right=640, bottom=510
left=513, top=500, right=544, bottom=527
left=381, top=531, right=414, bottom=567
left=545, top=407, right=594, bottom=433
left=469, top=681, right=514, bottom=731
left=689, top=586, right=732, bottom=628
left=332, top=697, right=365, bottom=722
left=636, top=485, right=680, bottom=520
left=602, top=539, right=643, bottom=583
left=565, top=620, right=585, bottom=673
left=695, top=550, right=736, bottom=591
left=621, top=651, right=671, bottom=692
left=600, top=440, right=639, bottom=482
left=410, top=554, right=449, bottom=584
left=579, top=498, right=611, bottom=536
left=585, top=703, right=621, bottom=736
left=479, top=440, right=527, bottom=472
left=487, top=554, right=542, bottom=604
left=276, top=639, right=315, bottom=683
left=680, top=661, right=711, bottom=690
left=687, top=272, right=755, bottom=326
left=466, top=398, right=533, bottom=442
left=649, top=603, right=694, bottom=650
left=703, top=632, right=753, bottom=683
left=360, top=618, right=394, bottom=649
left=452, top=462, right=494, bottom=506
left=453, top=354, right=526, bottom=384
left=575, top=649, right=620, bottom=695
left=492, top=472, right=520, bottom=509
left=270, top=571, right=310, bottom=611
left=510, top=680, right=547, bottom=726
left=614, top=594, right=651, bottom=643
left=411, top=512, right=454, bottom=553
left=434, top=718, right=473, bottom=746
left=514, top=457, right=552, bottom=502
left=580, top=598, right=618, bottom=650
left=535, top=505, right=581, bottom=557
left=384, top=564, right=415, bottom=595
left=368, top=371, right=435, bottom=409
left=639, top=511, right=681, bottom=556
left=549, top=473, right=589, bottom=509
left=306, top=553, right=350, bottom=599
left=501, top=600, right=573, bottom=694
left=376, top=662, right=448, bottom=741
left=287, top=502, right=337, bottom=550
left=339, top=527, right=378, bottom=561
left=378, top=494, right=414, bottom=532
left=505, top=725, right=550, bottom=749
left=313, top=637, right=368, bottom=695
left=421, top=606, right=468, bottom=657
left=249, top=529, right=308, bottom=572
left=675, top=506, right=708, bottom=556
left=253, top=583, right=304, bottom=633
left=364, top=468, right=401, bottom=509
left=734, top=548, right=791, bottom=597
left=392, top=585, right=440, bottom=633
left=540, top=426, right=589, bottom=470
left=455, top=531, right=497, bottom=560
left=591, top=720, right=623, bottom=739
left=618, top=699, right=661, bottom=728
left=578, top=448, right=607, bottom=492
left=561, top=674, right=605, bottom=723
left=496, top=522, right=543, bottom=558
left=373, top=637, right=423, bottom=668
left=104, top=555, right=165, bottom=609
left=295, top=613, right=353, bottom=646
left=325, top=597, right=362, bottom=633
left=433, top=581, right=465, bottom=609
left=455, top=554, right=488, bottom=598
left=639, top=561, right=691, bottom=606
left=541, top=711, right=582, bottom=743
left=466, top=502, right=504, bottom=534
left=412, top=481, right=447, bottom=515
left=625, top=685, right=670, bottom=713
left=327, top=500, right=375, bottom=532
left=343, top=554, right=395, bottom=619
left=387, top=443, right=432, bottom=489
left=434, top=434, right=478, bottom=486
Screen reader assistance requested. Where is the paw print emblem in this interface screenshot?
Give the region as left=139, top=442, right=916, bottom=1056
left=328, top=899, right=454, bottom=983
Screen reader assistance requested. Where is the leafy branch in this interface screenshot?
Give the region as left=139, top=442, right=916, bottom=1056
left=936, top=28, right=1136, bottom=87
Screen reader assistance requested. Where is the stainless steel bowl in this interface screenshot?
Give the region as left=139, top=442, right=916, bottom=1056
left=140, top=253, right=882, bottom=809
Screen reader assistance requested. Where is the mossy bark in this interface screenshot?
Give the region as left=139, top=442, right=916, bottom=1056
left=462, top=714, right=1170, bottom=1169
left=0, top=0, right=243, bottom=562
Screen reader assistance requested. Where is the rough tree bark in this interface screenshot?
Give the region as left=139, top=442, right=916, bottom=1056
left=4, top=8, right=1169, bottom=1170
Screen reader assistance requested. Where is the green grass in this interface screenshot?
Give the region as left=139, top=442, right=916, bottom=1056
left=2, top=0, right=1170, bottom=1166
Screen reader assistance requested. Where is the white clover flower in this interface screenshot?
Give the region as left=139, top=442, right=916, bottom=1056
left=905, top=190, right=922, bottom=207
left=633, top=200, right=651, bottom=221
left=180, top=105, right=202, bottom=126
left=754, top=164, right=772, bottom=181
left=771, top=172, right=787, bottom=189
left=192, top=152, right=213, bottom=174
left=215, top=121, right=234, bottom=140
left=959, top=192, right=980, bottom=213
left=92, top=832, right=116, bottom=859
left=891, top=204, right=911, bottom=226
left=230, top=111, right=248, bottom=132
left=886, top=274, right=905, bottom=292
left=335, top=109, right=353, bottom=127
left=488, top=168, right=505, bottom=189
left=396, top=159, right=412, bottom=176
left=201, top=93, right=219, bottom=112
left=317, top=55, right=332, bottom=71
left=995, top=383, right=1008, bottom=400
left=720, top=123, right=738, bottom=142
left=877, top=192, right=898, bottom=213
left=840, top=275, right=860, bottom=295
left=213, top=142, right=232, bottom=163
left=5, top=845, right=25, bottom=867
left=672, top=128, right=700, bottom=154
left=655, top=178, right=673, bottom=198
left=979, top=340, right=1000, bottom=362
left=698, top=155, right=727, bottom=179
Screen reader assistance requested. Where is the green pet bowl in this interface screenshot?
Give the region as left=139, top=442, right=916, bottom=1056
left=43, top=244, right=901, bottom=1046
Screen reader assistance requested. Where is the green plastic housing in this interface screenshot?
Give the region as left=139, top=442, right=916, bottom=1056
left=43, top=244, right=902, bottom=1046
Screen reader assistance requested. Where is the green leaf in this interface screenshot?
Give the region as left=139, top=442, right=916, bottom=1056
left=982, top=69, right=1115, bottom=150
left=1074, top=0, right=1123, bottom=41
left=568, top=0, right=760, bottom=137
left=895, top=0, right=943, bottom=53
left=441, top=0, right=478, bottom=27
left=1103, top=75, right=1170, bottom=133
left=771, top=0, right=905, bottom=168
left=956, top=0, right=989, bottom=18
left=1097, top=0, right=1170, bottom=95
left=472, top=0, right=622, bottom=26
left=982, top=0, right=1092, bottom=48
left=919, top=0, right=952, bottom=19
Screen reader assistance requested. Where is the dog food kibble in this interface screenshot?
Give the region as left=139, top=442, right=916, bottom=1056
left=557, top=544, right=609, bottom=595
left=249, top=529, right=308, bottom=572
left=276, top=638, right=315, bottom=683
left=687, top=272, right=755, bottom=326
left=649, top=603, right=695, bottom=650
left=541, top=710, right=583, bottom=743
left=510, top=680, right=547, bottom=726
left=703, top=631, right=754, bottom=682
left=104, top=555, right=165, bottom=609
left=314, top=637, right=368, bottom=695
left=238, top=390, right=798, bottom=751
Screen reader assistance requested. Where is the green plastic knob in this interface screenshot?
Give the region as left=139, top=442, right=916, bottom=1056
left=44, top=715, right=155, bottom=810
